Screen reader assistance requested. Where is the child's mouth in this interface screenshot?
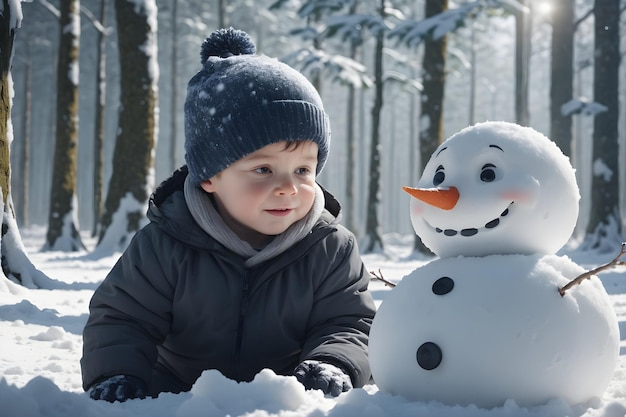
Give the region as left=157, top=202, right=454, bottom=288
left=266, top=208, right=293, bottom=217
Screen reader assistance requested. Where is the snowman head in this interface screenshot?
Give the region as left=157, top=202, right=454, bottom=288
left=406, top=121, right=580, bottom=257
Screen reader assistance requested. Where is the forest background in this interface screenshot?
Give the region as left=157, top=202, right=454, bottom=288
left=3, top=0, right=625, bottom=281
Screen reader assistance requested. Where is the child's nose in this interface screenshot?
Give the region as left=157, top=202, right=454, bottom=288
left=275, top=176, right=297, bottom=195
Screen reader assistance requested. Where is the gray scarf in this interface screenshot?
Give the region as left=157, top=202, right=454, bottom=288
left=184, top=176, right=325, bottom=267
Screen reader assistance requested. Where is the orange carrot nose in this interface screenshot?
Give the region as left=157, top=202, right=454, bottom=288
left=402, top=186, right=460, bottom=210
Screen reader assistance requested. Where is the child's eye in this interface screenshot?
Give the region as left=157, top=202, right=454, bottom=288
left=254, top=167, right=272, bottom=175
left=296, top=167, right=312, bottom=175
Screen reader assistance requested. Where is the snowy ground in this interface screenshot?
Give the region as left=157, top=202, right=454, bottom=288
left=1, top=227, right=626, bottom=417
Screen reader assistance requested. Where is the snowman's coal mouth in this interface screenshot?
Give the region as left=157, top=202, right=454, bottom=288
left=428, top=202, right=514, bottom=237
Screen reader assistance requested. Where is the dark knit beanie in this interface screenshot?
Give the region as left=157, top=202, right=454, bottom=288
left=184, top=28, right=331, bottom=185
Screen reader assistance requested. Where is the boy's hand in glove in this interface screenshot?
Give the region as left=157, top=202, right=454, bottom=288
left=294, top=360, right=353, bottom=397
left=88, top=374, right=148, bottom=403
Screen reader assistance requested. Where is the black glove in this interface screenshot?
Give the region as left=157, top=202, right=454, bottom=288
left=294, top=360, right=353, bottom=397
left=88, top=374, right=148, bottom=403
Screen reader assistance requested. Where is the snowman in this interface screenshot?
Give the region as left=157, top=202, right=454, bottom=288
left=369, top=121, right=620, bottom=408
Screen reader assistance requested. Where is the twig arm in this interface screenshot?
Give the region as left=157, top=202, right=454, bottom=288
left=559, top=243, right=626, bottom=296
left=370, top=269, right=397, bottom=288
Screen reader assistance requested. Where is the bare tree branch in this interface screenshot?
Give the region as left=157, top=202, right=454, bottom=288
left=37, top=0, right=61, bottom=19
left=370, top=269, right=397, bottom=288
left=574, top=7, right=593, bottom=31
left=559, top=243, right=626, bottom=296
left=80, top=4, right=111, bottom=35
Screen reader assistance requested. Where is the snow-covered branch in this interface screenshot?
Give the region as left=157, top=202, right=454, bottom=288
left=325, top=13, right=388, bottom=40
left=36, top=0, right=60, bottom=19
left=282, top=47, right=372, bottom=88
left=389, top=0, right=528, bottom=48
left=561, top=98, right=608, bottom=117
left=80, top=4, right=112, bottom=35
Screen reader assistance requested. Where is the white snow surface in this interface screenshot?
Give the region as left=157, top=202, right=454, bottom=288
left=1, top=228, right=626, bottom=417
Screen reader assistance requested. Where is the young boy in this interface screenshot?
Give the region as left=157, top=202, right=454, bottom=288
left=81, top=28, right=376, bottom=402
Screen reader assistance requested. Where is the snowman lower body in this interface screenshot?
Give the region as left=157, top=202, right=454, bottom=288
left=369, top=254, right=619, bottom=408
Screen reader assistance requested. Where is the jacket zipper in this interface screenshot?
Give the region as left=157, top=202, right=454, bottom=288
left=234, top=272, right=250, bottom=379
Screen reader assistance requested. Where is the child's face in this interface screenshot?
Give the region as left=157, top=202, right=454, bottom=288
left=200, top=141, right=319, bottom=247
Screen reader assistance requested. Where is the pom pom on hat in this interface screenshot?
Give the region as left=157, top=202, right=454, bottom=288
left=184, top=28, right=331, bottom=185
left=199, top=28, right=256, bottom=62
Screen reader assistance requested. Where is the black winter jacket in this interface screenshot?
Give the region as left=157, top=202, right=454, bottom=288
left=81, top=167, right=376, bottom=395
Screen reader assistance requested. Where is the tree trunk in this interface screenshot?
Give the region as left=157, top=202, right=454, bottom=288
left=0, top=0, right=53, bottom=289
left=44, top=0, right=85, bottom=252
left=218, top=0, right=226, bottom=28
left=98, top=0, right=158, bottom=252
left=309, top=12, right=323, bottom=94
left=514, top=0, right=530, bottom=126
left=0, top=0, right=14, bottom=209
left=169, top=0, right=179, bottom=173
left=17, top=42, right=31, bottom=227
left=414, top=0, right=448, bottom=254
left=468, top=21, right=476, bottom=126
left=549, top=0, right=574, bottom=157
left=344, top=1, right=359, bottom=237
left=92, top=0, right=108, bottom=238
left=582, top=0, right=622, bottom=252
left=362, top=0, right=385, bottom=253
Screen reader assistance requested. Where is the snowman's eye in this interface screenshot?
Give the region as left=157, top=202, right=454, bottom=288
left=480, top=164, right=497, bottom=182
left=433, top=166, right=445, bottom=186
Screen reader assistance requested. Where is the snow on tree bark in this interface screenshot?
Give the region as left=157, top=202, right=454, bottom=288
left=0, top=0, right=55, bottom=289
left=44, top=0, right=85, bottom=252
left=413, top=0, right=448, bottom=255
left=98, top=0, right=158, bottom=253
left=582, top=0, right=622, bottom=252
left=92, top=0, right=108, bottom=238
